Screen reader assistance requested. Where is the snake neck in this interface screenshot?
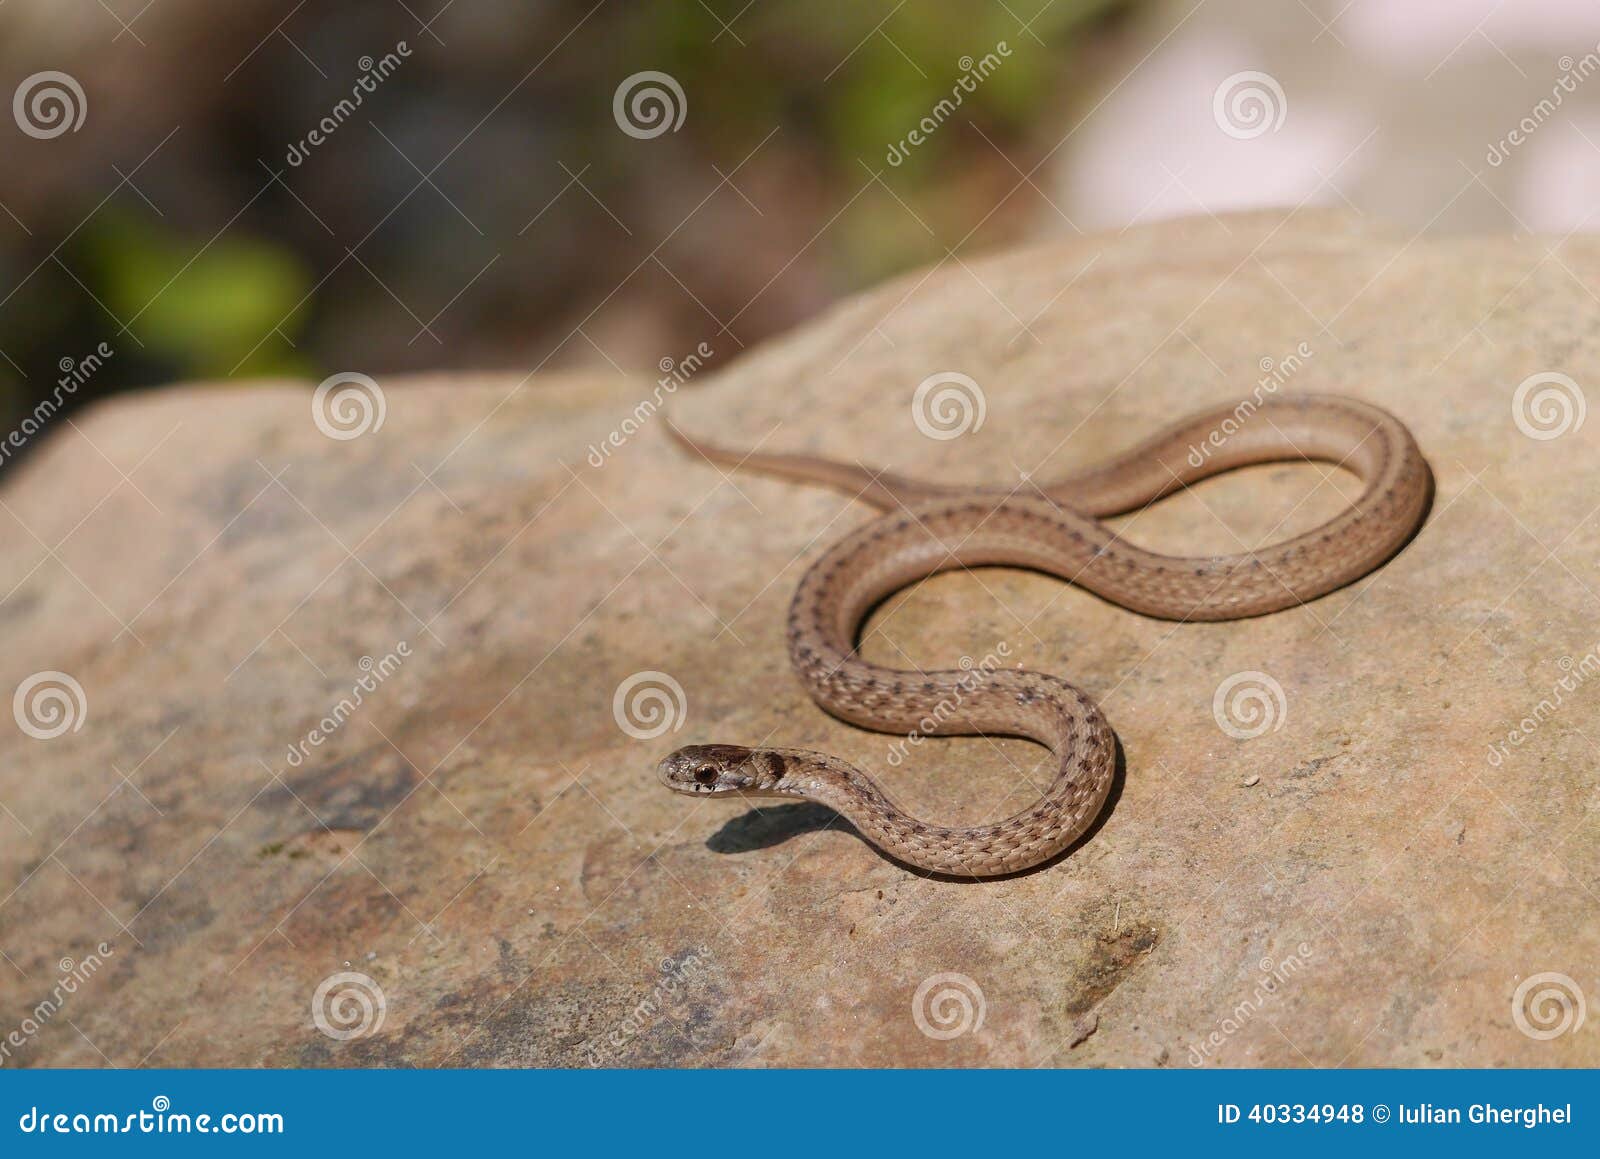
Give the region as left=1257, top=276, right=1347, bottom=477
left=763, top=670, right=1117, bottom=876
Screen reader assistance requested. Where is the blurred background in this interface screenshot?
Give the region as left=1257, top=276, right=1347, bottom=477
left=4, top=0, right=1600, bottom=469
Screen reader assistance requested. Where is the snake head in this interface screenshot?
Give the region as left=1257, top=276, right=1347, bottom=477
left=657, top=744, right=774, bottom=796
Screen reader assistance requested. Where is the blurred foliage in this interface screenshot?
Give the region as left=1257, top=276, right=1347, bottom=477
left=0, top=0, right=1135, bottom=465
left=621, top=0, right=1127, bottom=281
left=634, top=0, right=1115, bottom=165
left=85, top=212, right=315, bottom=380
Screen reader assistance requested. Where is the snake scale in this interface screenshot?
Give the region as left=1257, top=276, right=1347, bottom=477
left=657, top=394, right=1431, bottom=876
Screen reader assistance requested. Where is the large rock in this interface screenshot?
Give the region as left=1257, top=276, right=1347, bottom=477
left=3, top=210, right=1597, bottom=1066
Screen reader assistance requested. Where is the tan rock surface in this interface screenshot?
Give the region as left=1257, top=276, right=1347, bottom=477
left=3, top=209, right=1598, bottom=1066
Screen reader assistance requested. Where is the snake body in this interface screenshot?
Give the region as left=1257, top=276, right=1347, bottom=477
left=658, top=395, right=1431, bottom=876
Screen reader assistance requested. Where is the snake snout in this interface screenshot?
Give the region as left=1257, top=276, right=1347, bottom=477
left=657, top=744, right=757, bottom=795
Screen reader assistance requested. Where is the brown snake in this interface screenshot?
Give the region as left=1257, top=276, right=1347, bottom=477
left=657, top=394, right=1431, bottom=876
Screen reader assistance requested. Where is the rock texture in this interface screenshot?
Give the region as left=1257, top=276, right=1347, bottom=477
left=3, top=210, right=1599, bottom=1067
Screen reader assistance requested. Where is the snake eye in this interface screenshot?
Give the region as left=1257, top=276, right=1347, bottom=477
left=693, top=765, right=719, bottom=786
